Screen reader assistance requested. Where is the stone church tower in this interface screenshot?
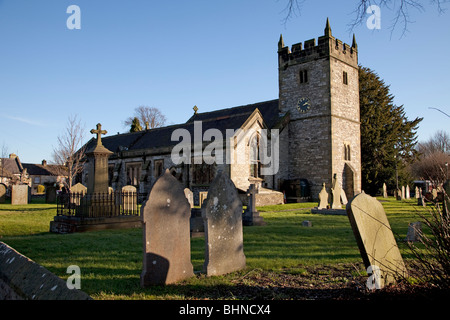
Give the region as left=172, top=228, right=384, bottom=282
left=277, top=18, right=361, bottom=199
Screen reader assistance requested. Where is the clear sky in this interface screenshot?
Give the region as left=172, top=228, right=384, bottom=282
left=0, top=0, right=449, bottom=163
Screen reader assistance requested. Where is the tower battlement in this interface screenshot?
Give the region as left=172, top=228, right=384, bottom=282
left=278, top=18, right=358, bottom=68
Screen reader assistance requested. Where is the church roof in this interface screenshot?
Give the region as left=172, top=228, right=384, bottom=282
left=84, top=99, right=280, bottom=155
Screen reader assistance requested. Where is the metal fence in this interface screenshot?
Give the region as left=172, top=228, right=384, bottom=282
left=56, top=191, right=144, bottom=218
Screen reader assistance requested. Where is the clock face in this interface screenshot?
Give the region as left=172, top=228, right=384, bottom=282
left=297, top=97, right=311, bottom=113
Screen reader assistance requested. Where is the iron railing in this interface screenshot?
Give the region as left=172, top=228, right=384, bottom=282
left=56, top=191, right=143, bottom=218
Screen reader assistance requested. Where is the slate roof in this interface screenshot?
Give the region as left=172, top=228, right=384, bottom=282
left=21, top=163, right=66, bottom=176
left=83, top=99, right=280, bottom=154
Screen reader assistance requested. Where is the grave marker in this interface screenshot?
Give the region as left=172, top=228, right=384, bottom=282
left=141, top=169, right=194, bottom=286
left=11, top=185, right=28, bottom=205
left=202, top=171, right=246, bottom=276
left=346, top=192, right=407, bottom=288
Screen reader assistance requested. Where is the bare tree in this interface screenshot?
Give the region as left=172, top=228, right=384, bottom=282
left=282, top=0, right=448, bottom=36
left=123, top=106, right=167, bottom=131
left=411, top=130, right=450, bottom=186
left=51, top=115, right=86, bottom=191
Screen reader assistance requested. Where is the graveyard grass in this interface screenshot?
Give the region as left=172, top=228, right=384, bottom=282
left=0, top=197, right=432, bottom=300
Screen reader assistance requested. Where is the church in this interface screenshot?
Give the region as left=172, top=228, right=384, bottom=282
left=80, top=19, right=362, bottom=205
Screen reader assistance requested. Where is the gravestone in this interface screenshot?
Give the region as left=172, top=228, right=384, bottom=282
left=71, top=183, right=87, bottom=194
left=302, top=220, right=312, bottom=227
left=406, top=222, right=422, bottom=242
left=45, top=185, right=57, bottom=203
left=382, top=183, right=387, bottom=198
left=11, top=185, right=28, bottom=205
left=0, top=184, right=6, bottom=203
left=184, top=188, right=194, bottom=208
left=346, top=192, right=408, bottom=288
left=141, top=169, right=194, bottom=286
left=401, top=186, right=405, bottom=200
left=202, top=170, right=246, bottom=276
left=122, top=185, right=137, bottom=214
left=317, top=183, right=328, bottom=209
left=396, top=189, right=402, bottom=201
left=415, top=186, right=420, bottom=199
left=242, top=184, right=266, bottom=226
left=331, top=179, right=342, bottom=209
left=406, top=185, right=410, bottom=199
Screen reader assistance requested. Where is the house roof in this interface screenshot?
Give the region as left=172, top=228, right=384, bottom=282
left=0, top=157, right=22, bottom=175
left=83, top=99, right=281, bottom=155
left=21, top=163, right=66, bottom=176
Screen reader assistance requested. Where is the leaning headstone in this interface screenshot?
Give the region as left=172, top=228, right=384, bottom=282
left=184, top=188, right=194, bottom=208
left=11, top=185, right=28, bottom=205
left=141, top=169, right=194, bottom=286
left=346, top=192, right=408, bottom=288
left=122, top=185, right=137, bottom=214
left=406, top=185, right=410, bottom=199
left=317, top=183, right=328, bottom=209
left=0, top=184, right=6, bottom=203
left=202, top=170, right=246, bottom=276
left=382, top=183, right=387, bottom=198
left=406, top=222, right=422, bottom=242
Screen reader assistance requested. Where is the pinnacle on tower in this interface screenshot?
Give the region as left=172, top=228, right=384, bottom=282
left=352, top=33, right=357, bottom=49
left=278, top=34, right=285, bottom=50
left=324, top=17, right=332, bottom=37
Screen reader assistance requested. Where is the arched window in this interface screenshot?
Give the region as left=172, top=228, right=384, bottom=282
left=250, top=134, right=261, bottom=178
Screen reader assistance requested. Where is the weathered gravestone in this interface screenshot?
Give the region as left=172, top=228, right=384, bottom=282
left=406, top=185, right=410, bottom=199
left=346, top=192, right=408, bottom=288
left=317, top=183, right=328, bottom=209
left=11, top=185, right=28, bottom=205
left=202, top=170, right=246, bottom=276
left=121, top=185, right=137, bottom=214
left=0, top=183, right=6, bottom=203
left=401, top=186, right=405, bottom=200
left=141, top=169, right=194, bottom=286
left=383, top=183, right=388, bottom=198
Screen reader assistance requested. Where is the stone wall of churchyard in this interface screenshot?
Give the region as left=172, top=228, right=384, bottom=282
left=0, top=242, right=90, bottom=300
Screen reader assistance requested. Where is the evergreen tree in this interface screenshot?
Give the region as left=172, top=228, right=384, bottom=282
left=359, top=66, right=422, bottom=195
left=130, top=117, right=142, bottom=132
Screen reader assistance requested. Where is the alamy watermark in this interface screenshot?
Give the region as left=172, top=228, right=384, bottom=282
left=366, top=5, right=381, bottom=30
left=170, top=121, right=280, bottom=175
left=66, top=5, right=81, bottom=30
left=66, top=265, right=81, bottom=289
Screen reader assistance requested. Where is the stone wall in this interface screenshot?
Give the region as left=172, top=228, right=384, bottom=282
left=0, top=242, right=91, bottom=300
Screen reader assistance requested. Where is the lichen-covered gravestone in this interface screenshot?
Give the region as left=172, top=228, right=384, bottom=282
left=11, top=185, right=28, bottom=205
left=346, top=192, right=407, bottom=288
left=140, top=169, right=194, bottom=286
left=202, top=171, right=246, bottom=276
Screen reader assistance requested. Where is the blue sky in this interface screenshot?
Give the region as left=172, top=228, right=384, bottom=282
left=0, top=0, right=449, bottom=163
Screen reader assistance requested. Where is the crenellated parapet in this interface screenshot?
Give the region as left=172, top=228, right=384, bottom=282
left=278, top=18, right=358, bottom=69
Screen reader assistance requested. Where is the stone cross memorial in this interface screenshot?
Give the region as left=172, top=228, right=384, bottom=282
left=202, top=170, right=246, bottom=276
left=346, top=192, right=407, bottom=288
left=243, top=184, right=266, bottom=226
left=141, top=169, right=194, bottom=286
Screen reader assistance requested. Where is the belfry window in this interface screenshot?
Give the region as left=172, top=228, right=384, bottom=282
left=299, top=70, right=308, bottom=84
left=343, top=71, right=348, bottom=85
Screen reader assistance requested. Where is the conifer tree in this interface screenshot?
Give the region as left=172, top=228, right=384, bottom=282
left=359, top=66, right=422, bottom=195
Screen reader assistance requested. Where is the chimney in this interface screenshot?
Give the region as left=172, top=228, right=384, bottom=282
left=42, top=160, right=47, bottom=166
left=9, top=153, right=17, bottom=159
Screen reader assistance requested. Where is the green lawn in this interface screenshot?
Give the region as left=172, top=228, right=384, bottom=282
left=0, top=197, right=430, bottom=299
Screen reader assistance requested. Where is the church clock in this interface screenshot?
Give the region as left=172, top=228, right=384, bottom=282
left=297, top=97, right=311, bottom=113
